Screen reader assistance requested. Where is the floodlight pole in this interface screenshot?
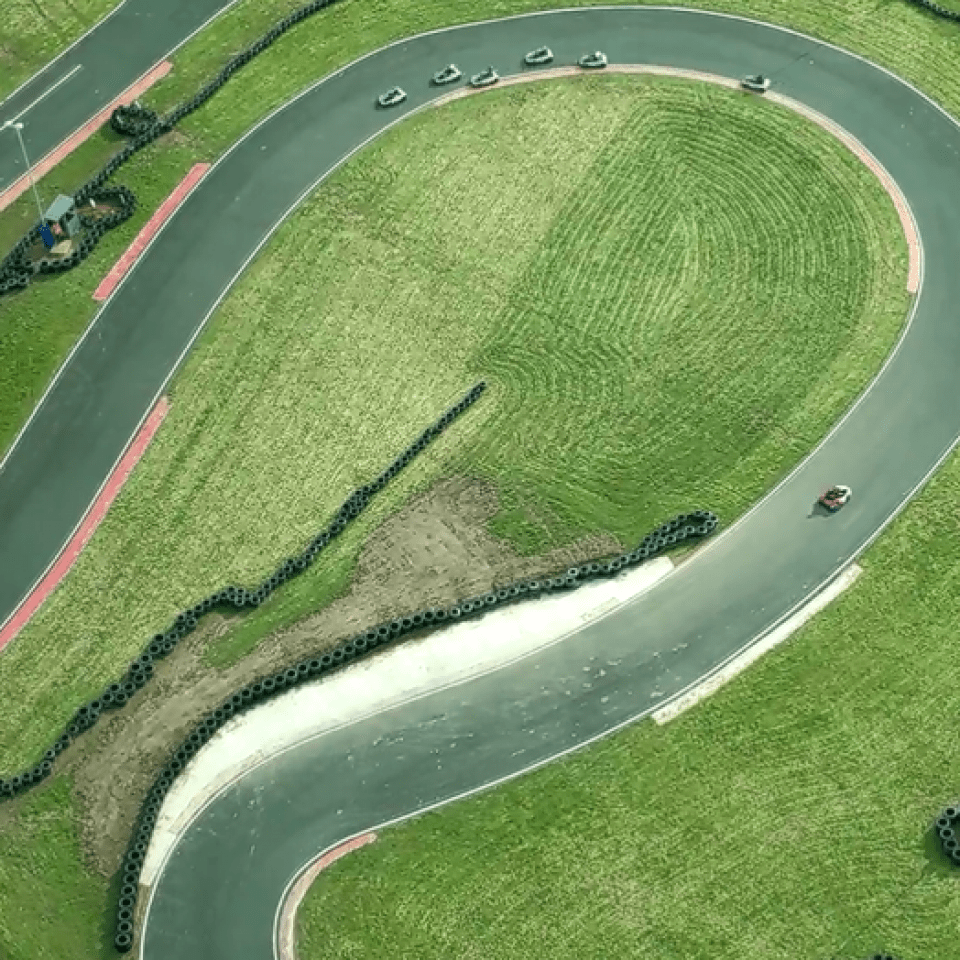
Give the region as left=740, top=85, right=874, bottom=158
left=1, top=120, right=45, bottom=223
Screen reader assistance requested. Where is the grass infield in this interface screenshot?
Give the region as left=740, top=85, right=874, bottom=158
left=0, top=73, right=909, bottom=773
left=296, top=450, right=960, bottom=960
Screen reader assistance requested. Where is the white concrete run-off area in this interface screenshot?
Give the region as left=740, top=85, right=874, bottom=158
left=141, top=555, right=676, bottom=885
left=141, top=556, right=863, bottom=884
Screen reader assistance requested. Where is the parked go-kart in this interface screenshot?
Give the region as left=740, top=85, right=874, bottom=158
left=524, top=46, right=554, bottom=66
left=377, top=86, right=407, bottom=107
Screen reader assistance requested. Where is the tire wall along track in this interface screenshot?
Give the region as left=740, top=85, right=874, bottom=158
left=0, top=377, right=718, bottom=952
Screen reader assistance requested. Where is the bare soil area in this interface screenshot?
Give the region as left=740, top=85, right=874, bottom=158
left=33, top=474, right=624, bottom=878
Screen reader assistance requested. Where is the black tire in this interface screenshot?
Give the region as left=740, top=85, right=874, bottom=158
left=115, top=932, right=133, bottom=952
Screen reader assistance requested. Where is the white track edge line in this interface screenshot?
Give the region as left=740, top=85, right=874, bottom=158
left=8, top=65, right=84, bottom=125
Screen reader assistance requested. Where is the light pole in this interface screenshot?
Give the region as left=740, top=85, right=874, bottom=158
left=1, top=120, right=45, bottom=223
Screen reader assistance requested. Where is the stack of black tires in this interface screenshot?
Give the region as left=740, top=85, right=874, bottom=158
left=905, top=0, right=960, bottom=20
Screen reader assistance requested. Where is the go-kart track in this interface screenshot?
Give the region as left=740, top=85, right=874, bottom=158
left=2, top=6, right=960, bottom=960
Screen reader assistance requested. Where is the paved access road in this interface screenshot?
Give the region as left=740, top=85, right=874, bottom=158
left=0, top=0, right=238, bottom=197
left=83, top=7, right=959, bottom=959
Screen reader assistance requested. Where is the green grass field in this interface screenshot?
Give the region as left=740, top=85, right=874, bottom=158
left=296, top=447, right=960, bottom=960
left=0, top=0, right=121, bottom=104
left=0, top=0, right=954, bottom=957
left=0, top=73, right=909, bottom=775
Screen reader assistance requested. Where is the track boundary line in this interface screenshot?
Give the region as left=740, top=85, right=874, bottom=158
left=93, top=163, right=210, bottom=301
left=274, top=833, right=377, bottom=960
left=0, top=396, right=169, bottom=649
left=0, top=60, right=172, bottom=213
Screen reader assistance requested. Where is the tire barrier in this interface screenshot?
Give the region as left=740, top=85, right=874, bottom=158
left=0, top=0, right=346, bottom=301
left=903, top=0, right=960, bottom=21
left=933, top=802, right=960, bottom=867
left=0, top=185, right=136, bottom=295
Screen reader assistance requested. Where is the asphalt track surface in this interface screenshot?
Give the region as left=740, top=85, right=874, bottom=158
left=1, top=5, right=959, bottom=959
left=0, top=0, right=238, bottom=195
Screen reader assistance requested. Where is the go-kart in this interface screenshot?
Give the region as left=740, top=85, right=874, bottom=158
left=470, top=66, right=500, bottom=88
left=741, top=74, right=771, bottom=93
left=377, top=86, right=407, bottom=108
left=578, top=51, right=608, bottom=69
left=524, top=46, right=554, bottom=66
left=433, top=64, right=462, bottom=85
left=818, top=485, right=852, bottom=513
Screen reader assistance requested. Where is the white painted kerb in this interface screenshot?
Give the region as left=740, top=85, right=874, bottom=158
left=139, top=555, right=674, bottom=886
left=652, top=562, right=863, bottom=724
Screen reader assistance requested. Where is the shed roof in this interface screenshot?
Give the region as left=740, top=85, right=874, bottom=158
left=43, top=194, right=76, bottom=222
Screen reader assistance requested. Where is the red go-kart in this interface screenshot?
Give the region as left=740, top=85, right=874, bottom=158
left=819, top=484, right=852, bottom=512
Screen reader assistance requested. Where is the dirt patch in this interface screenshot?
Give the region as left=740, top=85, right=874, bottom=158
left=36, top=474, right=626, bottom=878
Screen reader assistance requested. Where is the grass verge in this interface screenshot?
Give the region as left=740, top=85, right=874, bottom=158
left=296, top=442, right=960, bottom=960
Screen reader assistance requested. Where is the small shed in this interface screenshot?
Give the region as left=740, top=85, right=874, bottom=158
left=43, top=194, right=81, bottom=239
